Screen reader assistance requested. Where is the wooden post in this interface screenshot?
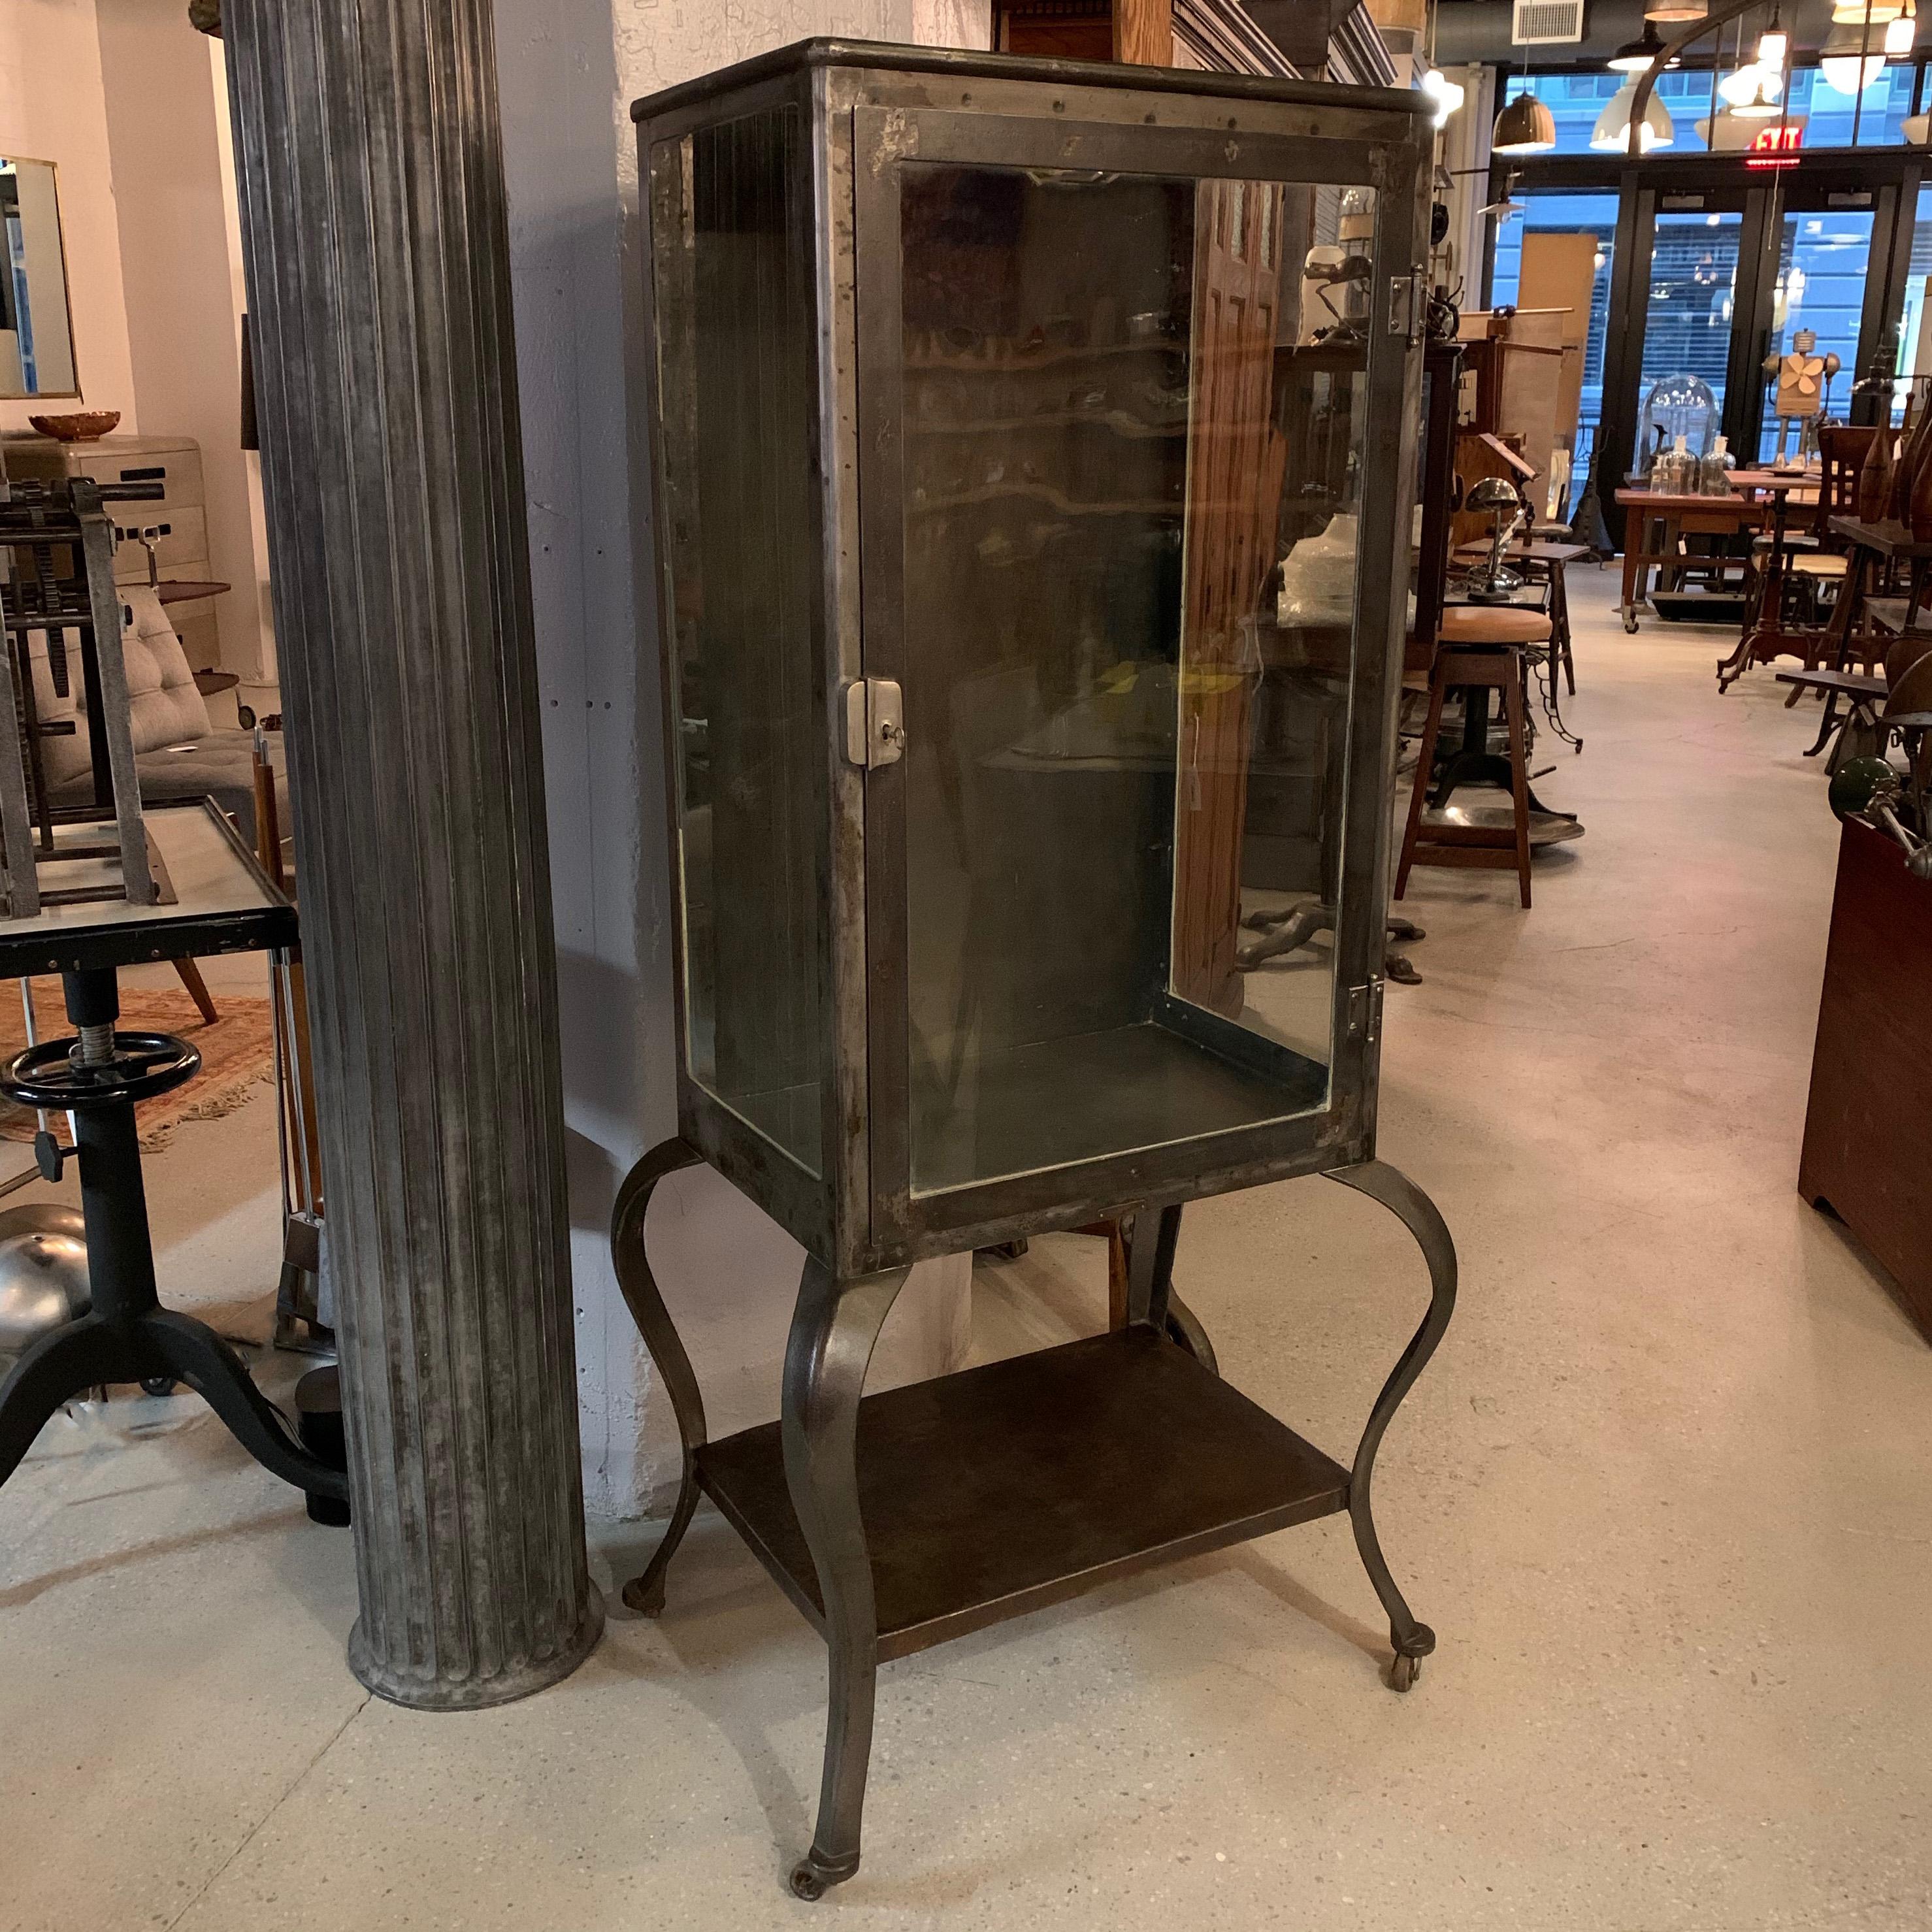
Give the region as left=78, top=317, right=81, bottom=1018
left=1113, top=0, right=1173, bottom=66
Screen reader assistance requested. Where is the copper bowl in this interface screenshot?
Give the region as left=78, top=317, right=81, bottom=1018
left=27, top=410, right=121, bottom=442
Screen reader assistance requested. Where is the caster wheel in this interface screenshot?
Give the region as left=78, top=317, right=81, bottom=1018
left=139, top=1377, right=176, bottom=1398
left=1388, top=1652, right=1421, bottom=1693
left=236, top=704, right=257, bottom=730
left=1622, top=612, right=1639, bottom=634
left=789, top=1863, right=826, bottom=1902
left=621, top=1573, right=667, bottom=1617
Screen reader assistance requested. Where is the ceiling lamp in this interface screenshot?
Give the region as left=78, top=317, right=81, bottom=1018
left=1609, top=22, right=1680, bottom=70
left=1725, top=65, right=1786, bottom=117
left=1886, top=11, right=1917, bottom=55
left=1832, top=0, right=1903, bottom=19
left=1492, top=90, right=1558, bottom=154
left=1418, top=65, right=1467, bottom=127
left=1820, top=21, right=1890, bottom=91
left=1591, top=80, right=1675, bottom=151
left=1646, top=0, right=1707, bottom=18
left=1757, top=20, right=1789, bottom=69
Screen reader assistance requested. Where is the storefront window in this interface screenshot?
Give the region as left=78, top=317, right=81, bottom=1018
left=1499, top=61, right=1922, bottom=156
left=1756, top=208, right=1875, bottom=458
left=1893, top=182, right=1932, bottom=423
left=1491, top=190, right=1618, bottom=517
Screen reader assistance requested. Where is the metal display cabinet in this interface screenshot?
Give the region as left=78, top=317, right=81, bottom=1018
left=623, top=40, right=1453, bottom=1900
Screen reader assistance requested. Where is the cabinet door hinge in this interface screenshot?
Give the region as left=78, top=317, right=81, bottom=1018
left=842, top=678, right=905, bottom=769
left=1347, top=975, right=1386, bottom=1046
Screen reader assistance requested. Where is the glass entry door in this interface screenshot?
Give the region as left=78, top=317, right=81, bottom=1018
left=1634, top=201, right=1746, bottom=466
left=1595, top=174, right=1902, bottom=542
left=1756, top=188, right=1886, bottom=459
left=1490, top=187, right=1618, bottom=521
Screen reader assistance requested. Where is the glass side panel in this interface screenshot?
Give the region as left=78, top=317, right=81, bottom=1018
left=650, top=114, right=824, bottom=1175
left=897, top=163, right=1375, bottom=1196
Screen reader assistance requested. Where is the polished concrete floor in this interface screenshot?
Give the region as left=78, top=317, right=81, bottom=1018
left=5, top=575, right=1931, bottom=1930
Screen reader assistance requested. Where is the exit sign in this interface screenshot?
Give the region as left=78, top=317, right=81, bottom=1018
left=1746, top=123, right=1806, bottom=169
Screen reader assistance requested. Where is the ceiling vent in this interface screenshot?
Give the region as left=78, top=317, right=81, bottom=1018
left=1513, top=0, right=1587, bottom=44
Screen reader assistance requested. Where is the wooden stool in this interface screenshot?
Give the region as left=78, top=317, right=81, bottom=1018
left=1396, top=606, right=1552, bottom=911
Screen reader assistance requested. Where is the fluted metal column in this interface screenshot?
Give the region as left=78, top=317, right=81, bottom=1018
left=220, top=0, right=602, bottom=1707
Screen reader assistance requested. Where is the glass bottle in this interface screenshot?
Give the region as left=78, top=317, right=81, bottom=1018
left=1699, top=433, right=1735, bottom=496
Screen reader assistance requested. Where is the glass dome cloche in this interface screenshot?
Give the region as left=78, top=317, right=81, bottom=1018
left=1639, top=372, right=1720, bottom=476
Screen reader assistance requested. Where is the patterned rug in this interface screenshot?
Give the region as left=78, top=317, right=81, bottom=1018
left=0, top=977, right=277, bottom=1151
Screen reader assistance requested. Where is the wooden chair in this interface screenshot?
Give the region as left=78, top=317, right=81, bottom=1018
left=1395, top=605, right=1553, bottom=910
left=1778, top=631, right=1932, bottom=768
left=1792, top=425, right=1875, bottom=624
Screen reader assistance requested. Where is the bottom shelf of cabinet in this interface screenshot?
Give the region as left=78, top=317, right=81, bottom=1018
left=696, top=1325, right=1350, bottom=1663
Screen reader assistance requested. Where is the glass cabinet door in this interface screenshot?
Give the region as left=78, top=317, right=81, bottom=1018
left=879, top=152, right=1384, bottom=1200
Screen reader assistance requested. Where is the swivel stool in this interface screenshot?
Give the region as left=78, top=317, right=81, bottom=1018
left=0, top=802, right=349, bottom=1510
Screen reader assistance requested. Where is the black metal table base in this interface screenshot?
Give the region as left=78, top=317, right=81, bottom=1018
left=1432, top=686, right=1579, bottom=823
left=608, top=1138, right=1456, bottom=1899
left=0, top=968, right=348, bottom=1507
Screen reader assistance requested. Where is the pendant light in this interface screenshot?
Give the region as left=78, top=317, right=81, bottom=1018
left=1492, top=87, right=1558, bottom=154
left=1724, top=65, right=1786, bottom=116
left=1419, top=64, right=1467, bottom=127
left=1609, top=22, right=1682, bottom=70
left=1591, top=80, right=1676, bottom=151
left=1646, top=1, right=1706, bottom=18
left=1886, top=8, right=1917, bottom=55
left=1757, top=12, right=1789, bottom=69
left=1831, top=0, right=1903, bottom=19
left=1820, top=20, right=1890, bottom=91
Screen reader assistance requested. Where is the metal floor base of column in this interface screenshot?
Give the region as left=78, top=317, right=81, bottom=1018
left=346, top=1583, right=606, bottom=1712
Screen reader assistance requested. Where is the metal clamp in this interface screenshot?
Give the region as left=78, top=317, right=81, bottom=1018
left=842, top=678, right=906, bottom=770
left=1387, top=270, right=1424, bottom=343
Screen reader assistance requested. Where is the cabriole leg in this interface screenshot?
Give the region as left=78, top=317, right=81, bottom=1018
left=783, top=1257, right=909, bottom=1901
left=613, top=1139, right=707, bottom=1616
left=1328, top=1160, right=1457, bottom=1692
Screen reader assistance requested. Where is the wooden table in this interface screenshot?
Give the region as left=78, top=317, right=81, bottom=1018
left=1614, top=485, right=1778, bottom=634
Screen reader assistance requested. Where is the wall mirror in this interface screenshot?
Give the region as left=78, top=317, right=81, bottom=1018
left=0, top=156, right=78, bottom=398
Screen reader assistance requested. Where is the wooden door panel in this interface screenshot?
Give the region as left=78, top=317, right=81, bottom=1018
left=1172, top=176, right=1287, bottom=1017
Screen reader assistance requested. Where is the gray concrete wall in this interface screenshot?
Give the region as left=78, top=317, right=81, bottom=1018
left=493, top=0, right=985, bottom=1519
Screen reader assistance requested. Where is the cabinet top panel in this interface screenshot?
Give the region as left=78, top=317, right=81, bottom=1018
left=630, top=35, right=1428, bottom=131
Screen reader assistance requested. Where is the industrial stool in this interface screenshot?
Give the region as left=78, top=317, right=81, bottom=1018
left=1395, top=606, right=1552, bottom=910
left=0, top=965, right=350, bottom=1506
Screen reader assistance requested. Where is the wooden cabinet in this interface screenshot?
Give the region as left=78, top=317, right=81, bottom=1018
left=1799, top=818, right=1932, bottom=1341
